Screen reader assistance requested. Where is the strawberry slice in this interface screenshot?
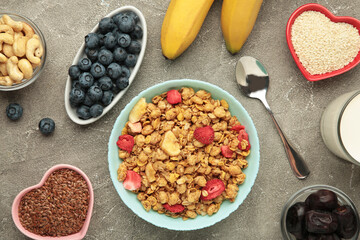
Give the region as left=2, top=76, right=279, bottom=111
left=238, top=139, right=251, bottom=151
left=117, top=134, right=135, bottom=153
left=230, top=125, right=245, bottom=132
left=128, top=122, right=142, bottom=133
left=123, top=170, right=142, bottom=191
left=201, top=179, right=225, bottom=201
left=163, top=203, right=185, bottom=213
left=237, top=129, right=249, bottom=142
left=194, top=126, right=214, bottom=145
left=221, top=145, right=233, bottom=158
left=167, top=89, right=182, bottom=105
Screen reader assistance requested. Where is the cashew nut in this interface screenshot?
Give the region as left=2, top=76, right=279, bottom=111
left=26, top=35, right=41, bottom=65
left=2, top=15, right=23, bottom=32
left=35, top=43, right=43, bottom=58
left=22, top=22, right=34, bottom=38
left=18, top=58, right=33, bottom=79
left=0, top=53, right=7, bottom=62
left=3, top=43, right=15, bottom=57
left=0, top=33, right=14, bottom=51
left=13, top=32, right=28, bottom=57
left=0, top=62, right=7, bottom=75
left=0, top=24, right=14, bottom=35
left=0, top=76, right=12, bottom=86
left=6, top=56, right=23, bottom=82
left=0, top=17, right=4, bottom=25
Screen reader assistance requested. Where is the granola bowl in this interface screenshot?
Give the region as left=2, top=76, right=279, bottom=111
left=108, top=79, right=260, bottom=231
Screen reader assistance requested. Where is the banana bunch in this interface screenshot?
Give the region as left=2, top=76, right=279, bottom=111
left=161, top=0, right=263, bottom=59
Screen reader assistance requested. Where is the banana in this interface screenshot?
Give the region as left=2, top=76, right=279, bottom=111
left=160, top=131, right=181, bottom=157
left=161, top=0, right=214, bottom=60
left=221, top=0, right=263, bottom=54
left=129, top=98, right=147, bottom=123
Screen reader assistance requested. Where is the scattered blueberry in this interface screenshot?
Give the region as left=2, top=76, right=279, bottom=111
left=120, top=66, right=130, bottom=78
left=117, top=14, right=135, bottom=33
left=102, top=90, right=114, bottom=106
left=39, top=118, right=55, bottom=136
left=78, top=57, right=92, bottom=71
left=90, top=104, right=104, bottom=118
left=85, top=48, right=99, bottom=62
left=99, top=17, right=115, bottom=34
left=130, top=25, right=143, bottom=40
left=68, top=65, right=81, bottom=80
left=98, top=76, right=113, bottom=90
left=70, top=87, right=85, bottom=104
left=6, top=103, right=23, bottom=120
left=125, top=54, right=137, bottom=67
left=117, top=33, right=131, bottom=48
left=85, top=33, right=100, bottom=49
left=90, top=62, right=106, bottom=78
left=113, top=47, right=127, bottom=62
left=98, top=49, right=113, bottom=66
left=116, top=77, right=129, bottom=90
left=88, top=85, right=103, bottom=102
left=77, top=105, right=91, bottom=120
left=127, top=41, right=141, bottom=54
left=79, top=72, right=94, bottom=89
left=83, top=94, right=95, bottom=107
left=104, top=33, right=117, bottom=50
left=107, top=63, right=122, bottom=79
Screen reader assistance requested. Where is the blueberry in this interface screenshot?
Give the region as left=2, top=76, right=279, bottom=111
left=117, top=14, right=135, bottom=33
left=83, top=94, right=95, bottom=107
left=97, top=33, right=105, bottom=46
left=107, top=63, right=122, bottom=79
left=120, top=66, right=130, bottom=78
left=85, top=48, right=99, bottom=62
left=88, top=85, right=103, bottom=101
left=85, top=33, right=100, bottom=49
left=104, top=33, right=117, bottom=50
left=130, top=25, right=143, bottom=40
left=98, top=76, right=113, bottom=90
left=77, top=105, right=91, bottom=120
left=90, top=104, right=104, bottom=118
left=6, top=103, right=23, bottom=120
left=78, top=57, right=92, bottom=71
left=68, top=65, right=81, bottom=80
left=125, top=54, right=137, bottom=67
left=127, top=40, right=141, bottom=54
left=102, top=90, right=114, bottom=106
left=39, top=118, right=55, bottom=135
left=113, top=47, right=127, bottom=62
left=70, top=87, right=85, bottom=104
left=98, top=49, right=113, bottom=66
left=90, top=62, right=106, bottom=78
left=112, top=13, right=123, bottom=26
left=117, top=33, right=131, bottom=48
left=99, top=17, right=115, bottom=34
left=116, top=77, right=129, bottom=90
left=72, top=80, right=82, bottom=89
left=112, top=83, right=121, bottom=94
left=124, top=11, right=139, bottom=24
left=79, top=72, right=94, bottom=89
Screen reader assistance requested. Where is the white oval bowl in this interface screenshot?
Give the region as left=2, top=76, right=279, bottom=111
left=64, top=6, right=147, bottom=125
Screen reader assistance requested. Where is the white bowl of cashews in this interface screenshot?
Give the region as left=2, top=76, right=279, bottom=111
left=0, top=13, right=46, bottom=91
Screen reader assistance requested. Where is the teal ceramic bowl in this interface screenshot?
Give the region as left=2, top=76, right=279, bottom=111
left=108, top=79, right=260, bottom=231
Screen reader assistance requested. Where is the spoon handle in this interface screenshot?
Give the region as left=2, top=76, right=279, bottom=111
left=265, top=108, right=310, bottom=179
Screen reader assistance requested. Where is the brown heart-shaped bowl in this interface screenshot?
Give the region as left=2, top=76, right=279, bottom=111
left=286, top=3, right=360, bottom=81
left=11, top=164, right=94, bottom=240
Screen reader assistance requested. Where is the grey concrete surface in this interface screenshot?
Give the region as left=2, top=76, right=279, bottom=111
left=1, top=0, right=360, bottom=239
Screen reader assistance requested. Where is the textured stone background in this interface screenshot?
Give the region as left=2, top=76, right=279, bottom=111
left=1, top=0, right=360, bottom=239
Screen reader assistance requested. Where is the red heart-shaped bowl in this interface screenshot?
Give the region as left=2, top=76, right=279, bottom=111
left=286, top=3, right=360, bottom=81
left=11, top=164, right=94, bottom=240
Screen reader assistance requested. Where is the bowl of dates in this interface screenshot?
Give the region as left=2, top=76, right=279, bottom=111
left=281, top=185, right=359, bottom=240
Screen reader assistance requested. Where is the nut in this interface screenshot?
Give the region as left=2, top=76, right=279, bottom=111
left=26, top=34, right=41, bottom=65
left=13, top=32, right=28, bottom=57
left=0, top=33, right=14, bottom=50
left=0, top=53, right=7, bottom=63
left=0, top=24, right=14, bottom=35
left=6, top=56, right=23, bottom=82
left=2, top=43, right=14, bottom=57
left=21, top=22, right=34, bottom=38
left=0, top=62, right=7, bottom=75
left=2, top=15, right=23, bottom=32
left=0, top=76, right=12, bottom=86
left=18, top=58, right=33, bottom=79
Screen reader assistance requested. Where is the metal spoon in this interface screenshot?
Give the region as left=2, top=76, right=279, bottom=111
left=236, top=56, right=310, bottom=180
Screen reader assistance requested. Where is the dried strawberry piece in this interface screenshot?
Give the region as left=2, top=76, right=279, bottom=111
left=128, top=122, right=142, bottom=133
left=123, top=170, right=141, bottom=190
left=238, top=139, right=251, bottom=151
left=201, top=179, right=225, bottom=201
left=117, top=134, right=134, bottom=153
left=166, top=89, right=182, bottom=105
left=194, top=126, right=214, bottom=145
left=221, top=145, right=233, bottom=158
left=237, top=129, right=249, bottom=142
left=230, top=125, right=245, bottom=132
left=163, top=203, right=185, bottom=213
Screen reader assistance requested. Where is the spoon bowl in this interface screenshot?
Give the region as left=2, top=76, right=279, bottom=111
left=236, top=56, right=310, bottom=180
